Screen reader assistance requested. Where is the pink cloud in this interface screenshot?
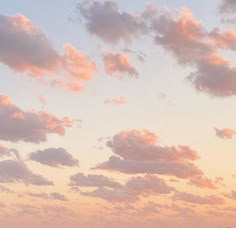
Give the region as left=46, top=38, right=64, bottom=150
left=103, top=52, right=138, bottom=78
left=104, top=96, right=127, bottom=105
left=0, top=95, right=78, bottom=143
left=106, top=130, right=199, bottom=162
left=188, top=175, right=217, bottom=189
left=215, top=127, right=236, bottom=139
left=0, top=14, right=97, bottom=92
left=94, top=130, right=221, bottom=187
left=151, top=8, right=236, bottom=97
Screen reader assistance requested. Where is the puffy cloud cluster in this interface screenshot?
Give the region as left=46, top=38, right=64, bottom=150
left=29, top=148, right=79, bottom=167
left=103, top=52, right=138, bottom=78
left=94, top=129, right=217, bottom=190
left=95, top=130, right=203, bottom=178
left=0, top=159, right=53, bottom=185
left=77, top=1, right=236, bottom=97
left=0, top=14, right=96, bottom=92
left=151, top=8, right=236, bottom=97
left=0, top=95, right=77, bottom=143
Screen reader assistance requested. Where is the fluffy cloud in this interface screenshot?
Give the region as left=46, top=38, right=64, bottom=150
left=0, top=14, right=96, bottom=92
left=104, top=97, right=127, bottom=105
left=151, top=8, right=236, bottom=97
left=172, top=192, right=225, bottom=205
left=103, top=52, right=138, bottom=78
left=152, top=8, right=213, bottom=65
left=81, top=174, right=174, bottom=202
left=95, top=130, right=202, bottom=178
left=106, top=130, right=199, bottom=162
left=29, top=148, right=79, bottom=167
left=215, top=128, right=236, bottom=139
left=70, top=172, right=122, bottom=188
left=0, top=159, right=53, bottom=185
left=0, top=95, right=77, bottom=143
left=219, top=0, right=236, bottom=14
left=77, top=0, right=148, bottom=43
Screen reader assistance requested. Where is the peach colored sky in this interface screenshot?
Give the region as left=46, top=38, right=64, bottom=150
left=0, top=0, right=236, bottom=227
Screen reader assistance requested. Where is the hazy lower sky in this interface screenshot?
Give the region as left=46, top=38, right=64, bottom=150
left=0, top=1, right=236, bottom=227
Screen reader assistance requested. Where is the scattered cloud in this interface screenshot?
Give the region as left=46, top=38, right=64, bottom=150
left=29, top=147, right=79, bottom=167
left=95, top=130, right=203, bottom=179
left=151, top=8, right=236, bottom=97
left=103, top=52, right=138, bottom=78
left=104, top=96, right=127, bottom=105
left=0, top=159, right=53, bottom=185
left=0, top=95, right=78, bottom=143
left=215, top=128, right=236, bottom=139
left=77, top=0, right=149, bottom=43
left=70, top=172, right=122, bottom=188
left=0, top=14, right=96, bottom=92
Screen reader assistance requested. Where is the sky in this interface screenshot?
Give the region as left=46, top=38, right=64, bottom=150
left=0, top=0, right=236, bottom=227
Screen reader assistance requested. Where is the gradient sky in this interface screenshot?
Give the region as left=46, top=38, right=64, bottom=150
left=0, top=1, right=236, bottom=228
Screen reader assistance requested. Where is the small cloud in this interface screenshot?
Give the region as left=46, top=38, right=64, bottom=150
left=104, top=97, right=127, bottom=105
left=215, top=127, right=236, bottom=139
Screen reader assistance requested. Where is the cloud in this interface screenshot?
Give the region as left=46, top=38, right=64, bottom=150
left=0, top=159, right=53, bottom=185
left=105, top=130, right=199, bottom=162
left=70, top=172, right=122, bottom=188
left=188, top=175, right=217, bottom=189
left=151, top=8, right=236, bottom=97
left=103, top=52, right=138, bottom=78
left=0, top=14, right=59, bottom=75
left=81, top=174, right=174, bottom=202
left=152, top=8, right=213, bottom=65
left=187, top=56, right=236, bottom=97
left=95, top=156, right=202, bottom=178
left=28, top=192, right=68, bottom=201
left=94, top=130, right=220, bottom=186
left=104, top=97, right=127, bottom=105
left=215, top=128, right=236, bottom=139
left=0, top=95, right=77, bottom=143
left=77, top=0, right=148, bottom=43
left=0, top=14, right=96, bottom=92
left=172, top=192, right=225, bottom=205
left=219, top=0, right=236, bottom=14
left=29, top=147, right=79, bottom=167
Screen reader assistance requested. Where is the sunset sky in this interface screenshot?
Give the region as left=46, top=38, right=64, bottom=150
left=0, top=0, right=236, bottom=227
